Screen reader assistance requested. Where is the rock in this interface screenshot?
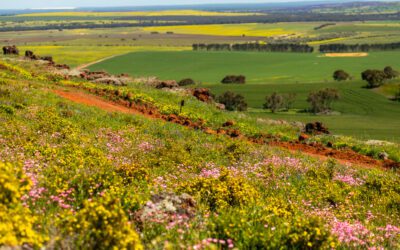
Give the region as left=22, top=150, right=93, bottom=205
left=222, top=120, right=235, bottom=127
left=298, top=133, right=310, bottom=142
left=3, top=45, right=19, bottom=55
left=215, top=103, right=225, bottom=110
left=305, top=122, right=330, bottom=135
left=192, top=88, right=212, bottom=102
left=378, top=152, right=389, bottom=160
left=93, top=77, right=127, bottom=86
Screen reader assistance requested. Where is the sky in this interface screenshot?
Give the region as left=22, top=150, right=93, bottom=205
left=1, top=0, right=332, bottom=9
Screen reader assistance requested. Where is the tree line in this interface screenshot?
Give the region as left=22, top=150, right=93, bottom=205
left=319, top=42, right=400, bottom=52
left=193, top=43, right=314, bottom=53
left=193, top=42, right=400, bottom=53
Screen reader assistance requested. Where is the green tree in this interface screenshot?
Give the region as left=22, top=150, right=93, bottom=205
left=218, top=91, right=248, bottom=111
left=384, top=66, right=399, bottom=79
left=361, top=69, right=387, bottom=88
left=264, top=92, right=284, bottom=113
left=333, top=70, right=350, bottom=81
left=307, top=88, right=340, bottom=114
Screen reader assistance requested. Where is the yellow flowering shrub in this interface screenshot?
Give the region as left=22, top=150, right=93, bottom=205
left=0, top=162, right=44, bottom=248
left=58, top=193, right=143, bottom=250
left=178, top=170, right=259, bottom=211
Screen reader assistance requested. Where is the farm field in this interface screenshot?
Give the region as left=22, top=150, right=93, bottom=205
left=90, top=50, right=400, bottom=84
left=18, top=45, right=190, bottom=67
left=90, top=50, right=400, bottom=141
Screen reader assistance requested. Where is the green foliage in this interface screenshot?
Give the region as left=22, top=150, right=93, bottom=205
left=264, top=92, right=297, bottom=113
left=362, top=69, right=388, bottom=88
left=333, top=69, right=351, bottom=81
left=307, top=88, right=340, bottom=113
left=384, top=66, right=399, bottom=79
left=0, top=104, right=15, bottom=115
left=218, top=91, right=248, bottom=111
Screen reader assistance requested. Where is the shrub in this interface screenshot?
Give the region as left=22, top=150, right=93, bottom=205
left=58, top=192, right=143, bottom=250
left=395, top=87, right=400, bottom=101
left=264, top=92, right=284, bottom=113
left=307, top=88, right=339, bottom=114
left=178, top=170, right=259, bottom=211
left=361, top=69, right=387, bottom=88
left=333, top=70, right=350, bottom=81
left=0, top=162, right=44, bottom=248
left=0, top=104, right=15, bottom=115
left=221, top=75, right=246, bottom=84
left=178, top=78, right=195, bottom=86
left=263, top=93, right=297, bottom=113
left=217, top=91, right=248, bottom=111
left=383, top=66, right=399, bottom=79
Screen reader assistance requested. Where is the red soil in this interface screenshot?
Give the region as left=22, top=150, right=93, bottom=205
left=53, top=89, right=141, bottom=115
left=53, top=87, right=399, bottom=170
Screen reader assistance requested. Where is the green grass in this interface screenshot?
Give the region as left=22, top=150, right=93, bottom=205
left=90, top=50, right=400, bottom=141
left=90, top=50, right=400, bottom=84
left=209, top=81, right=400, bottom=142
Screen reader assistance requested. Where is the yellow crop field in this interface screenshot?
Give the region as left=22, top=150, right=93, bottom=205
left=18, top=10, right=261, bottom=17
left=18, top=45, right=190, bottom=67
left=308, top=37, right=347, bottom=45
left=143, top=23, right=299, bottom=37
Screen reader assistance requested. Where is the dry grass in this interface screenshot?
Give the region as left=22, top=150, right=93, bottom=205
left=324, top=53, right=369, bottom=57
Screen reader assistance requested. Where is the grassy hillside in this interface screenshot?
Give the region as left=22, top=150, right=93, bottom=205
left=1, top=57, right=399, bottom=249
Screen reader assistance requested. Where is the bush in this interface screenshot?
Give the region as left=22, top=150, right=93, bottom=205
left=178, top=170, right=259, bottom=211
left=307, top=88, right=339, bottom=114
left=333, top=70, right=350, bottom=81
left=264, top=92, right=284, bottom=113
left=221, top=75, right=246, bottom=84
left=263, top=92, right=296, bottom=113
left=58, top=192, right=143, bottom=250
left=0, top=162, right=45, bottom=248
left=361, top=69, right=387, bottom=88
left=0, top=104, right=15, bottom=115
left=395, top=88, right=400, bottom=101
left=384, top=66, right=399, bottom=79
left=178, top=78, right=195, bottom=86
left=218, top=91, right=248, bottom=111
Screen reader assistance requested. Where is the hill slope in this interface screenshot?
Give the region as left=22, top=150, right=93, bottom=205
left=0, top=57, right=399, bottom=249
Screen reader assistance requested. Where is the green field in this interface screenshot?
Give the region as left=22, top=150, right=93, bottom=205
left=90, top=50, right=400, bottom=141
left=90, top=51, right=400, bottom=84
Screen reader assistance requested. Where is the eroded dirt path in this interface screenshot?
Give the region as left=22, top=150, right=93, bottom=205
left=53, top=89, right=142, bottom=115
left=52, top=87, right=397, bottom=170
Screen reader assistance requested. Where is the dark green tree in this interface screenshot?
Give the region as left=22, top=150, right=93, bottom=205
left=383, top=66, right=399, bottom=79
left=333, top=70, right=350, bottom=81
left=361, top=70, right=387, bottom=88
left=264, top=92, right=284, bottom=113
left=307, top=88, right=340, bottom=114
left=218, top=91, right=248, bottom=111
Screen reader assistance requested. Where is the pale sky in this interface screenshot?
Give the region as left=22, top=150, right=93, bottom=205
left=1, top=0, right=330, bottom=9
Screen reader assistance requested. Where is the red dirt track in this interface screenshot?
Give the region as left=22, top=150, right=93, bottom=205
left=53, top=88, right=399, bottom=170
